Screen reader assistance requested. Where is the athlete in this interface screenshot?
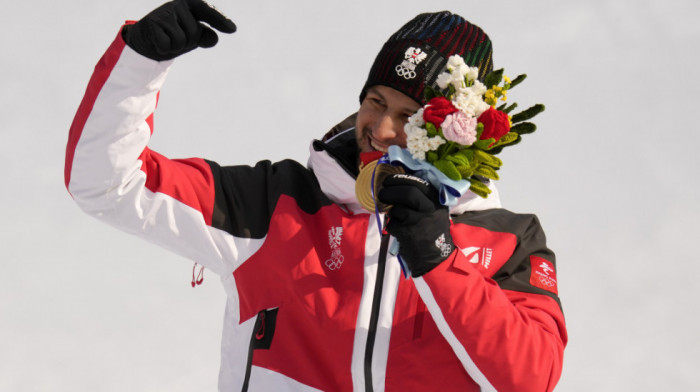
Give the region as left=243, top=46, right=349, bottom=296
left=65, top=1, right=567, bottom=390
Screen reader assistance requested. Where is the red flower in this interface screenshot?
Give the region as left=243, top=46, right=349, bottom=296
left=423, top=97, right=458, bottom=126
left=478, top=107, right=510, bottom=143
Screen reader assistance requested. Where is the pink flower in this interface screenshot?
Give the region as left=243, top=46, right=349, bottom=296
left=441, top=111, right=477, bottom=146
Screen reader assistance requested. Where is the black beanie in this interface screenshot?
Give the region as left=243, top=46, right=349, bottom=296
left=360, top=11, right=493, bottom=105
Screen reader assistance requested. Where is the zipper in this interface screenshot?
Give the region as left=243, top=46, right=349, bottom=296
left=241, top=308, right=278, bottom=392
left=363, top=232, right=390, bottom=392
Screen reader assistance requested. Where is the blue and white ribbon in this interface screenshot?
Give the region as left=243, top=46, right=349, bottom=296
left=386, top=145, right=471, bottom=206
left=374, top=147, right=472, bottom=278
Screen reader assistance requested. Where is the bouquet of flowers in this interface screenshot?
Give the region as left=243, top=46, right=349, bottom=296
left=355, top=55, right=544, bottom=214
left=399, top=54, right=544, bottom=198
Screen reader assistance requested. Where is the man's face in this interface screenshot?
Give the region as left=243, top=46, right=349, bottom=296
left=355, top=85, right=421, bottom=154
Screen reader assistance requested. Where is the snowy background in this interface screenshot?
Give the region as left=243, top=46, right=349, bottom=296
left=2, top=0, right=699, bottom=390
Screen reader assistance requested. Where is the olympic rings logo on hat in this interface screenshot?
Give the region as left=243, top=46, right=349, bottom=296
left=395, top=47, right=427, bottom=80
left=395, top=64, right=417, bottom=79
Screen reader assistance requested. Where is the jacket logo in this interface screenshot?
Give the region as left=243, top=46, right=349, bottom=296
left=325, top=227, right=344, bottom=270
left=395, top=47, right=427, bottom=79
left=435, top=233, right=452, bottom=258
left=461, top=246, right=493, bottom=269
left=529, top=255, right=558, bottom=294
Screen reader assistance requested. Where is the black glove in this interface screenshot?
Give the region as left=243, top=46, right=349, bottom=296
left=378, top=173, right=454, bottom=277
left=122, top=0, right=236, bottom=61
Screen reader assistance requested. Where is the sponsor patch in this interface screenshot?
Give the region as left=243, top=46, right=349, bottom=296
left=461, top=246, right=493, bottom=269
left=529, top=255, right=558, bottom=294
left=452, top=224, right=516, bottom=278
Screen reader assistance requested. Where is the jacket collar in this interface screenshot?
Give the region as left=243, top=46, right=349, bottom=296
left=308, top=128, right=366, bottom=214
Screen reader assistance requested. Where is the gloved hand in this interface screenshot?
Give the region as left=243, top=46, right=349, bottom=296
left=378, top=173, right=454, bottom=277
left=122, top=0, right=236, bottom=61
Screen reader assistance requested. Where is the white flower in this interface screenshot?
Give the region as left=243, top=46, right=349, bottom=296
left=407, top=108, right=425, bottom=127
left=473, top=99, right=490, bottom=117
left=470, top=80, right=487, bottom=95
left=438, top=68, right=466, bottom=90
left=466, top=67, right=479, bottom=83
left=406, top=136, right=427, bottom=157
left=436, top=72, right=453, bottom=89
left=410, top=149, right=426, bottom=161
left=442, top=56, right=482, bottom=90
left=456, top=80, right=486, bottom=98
left=428, top=136, right=446, bottom=150
left=452, top=94, right=477, bottom=117
left=451, top=68, right=467, bottom=88
left=405, top=121, right=445, bottom=161
left=405, top=123, right=427, bottom=139
left=450, top=79, right=490, bottom=118
left=447, top=55, right=467, bottom=71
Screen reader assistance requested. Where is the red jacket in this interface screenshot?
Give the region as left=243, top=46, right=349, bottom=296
left=65, top=28, right=567, bottom=392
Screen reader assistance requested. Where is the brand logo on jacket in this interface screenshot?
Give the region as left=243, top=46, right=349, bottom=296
left=529, top=255, right=558, bottom=294
left=461, top=246, right=493, bottom=269
left=396, top=47, right=427, bottom=79
left=325, top=227, right=344, bottom=270
left=451, top=223, right=517, bottom=278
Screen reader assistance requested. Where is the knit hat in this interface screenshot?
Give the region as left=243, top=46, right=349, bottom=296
left=360, top=11, right=493, bottom=105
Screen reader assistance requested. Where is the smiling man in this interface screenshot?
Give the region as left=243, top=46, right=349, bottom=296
left=356, top=86, right=420, bottom=154
left=65, top=1, right=567, bottom=390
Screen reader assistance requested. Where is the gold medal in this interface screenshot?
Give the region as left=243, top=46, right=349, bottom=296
left=355, top=159, right=405, bottom=213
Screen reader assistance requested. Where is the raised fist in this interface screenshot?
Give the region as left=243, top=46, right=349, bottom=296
left=122, top=0, right=236, bottom=61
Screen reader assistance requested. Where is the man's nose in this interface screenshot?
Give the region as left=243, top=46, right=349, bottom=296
left=372, top=114, right=399, bottom=140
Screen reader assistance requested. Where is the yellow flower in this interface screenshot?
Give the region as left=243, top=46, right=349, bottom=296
left=484, top=89, right=497, bottom=106
left=504, top=75, right=511, bottom=84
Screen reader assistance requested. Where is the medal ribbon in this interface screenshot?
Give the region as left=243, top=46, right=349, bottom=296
left=370, top=154, right=411, bottom=278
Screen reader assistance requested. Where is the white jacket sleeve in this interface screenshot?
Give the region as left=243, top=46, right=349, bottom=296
left=65, top=28, right=243, bottom=277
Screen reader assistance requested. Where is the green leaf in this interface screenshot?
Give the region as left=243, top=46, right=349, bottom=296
left=484, top=68, right=504, bottom=89
left=511, top=122, right=537, bottom=135
left=509, top=73, right=527, bottom=89
left=436, top=142, right=449, bottom=157
left=457, top=164, right=474, bottom=178
left=425, top=122, right=438, bottom=137
left=490, top=134, right=522, bottom=154
left=475, top=122, right=484, bottom=139
left=474, top=150, right=502, bottom=168
left=424, top=86, right=440, bottom=101
left=469, top=178, right=492, bottom=198
left=456, top=148, right=475, bottom=161
left=511, top=104, right=545, bottom=124
left=426, top=150, right=439, bottom=163
left=433, top=159, right=462, bottom=181
left=446, top=153, right=470, bottom=167
left=474, top=164, right=500, bottom=180
left=473, top=138, right=495, bottom=150
left=499, top=102, right=518, bottom=115
left=492, top=132, right=519, bottom=148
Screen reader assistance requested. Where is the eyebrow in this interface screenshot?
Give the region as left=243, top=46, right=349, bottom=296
left=367, top=86, right=420, bottom=114
left=367, top=86, right=385, bottom=101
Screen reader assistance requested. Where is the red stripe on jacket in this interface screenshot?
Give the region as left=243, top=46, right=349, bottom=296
left=64, top=30, right=127, bottom=190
